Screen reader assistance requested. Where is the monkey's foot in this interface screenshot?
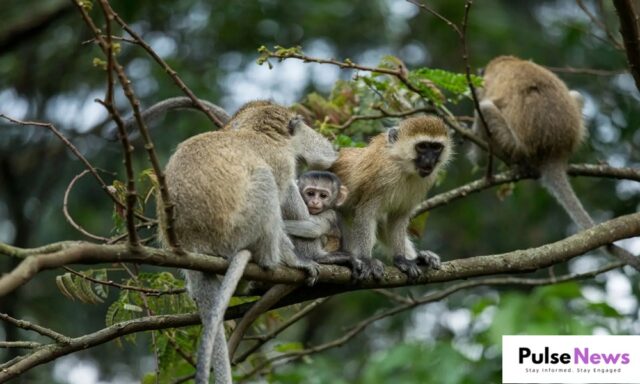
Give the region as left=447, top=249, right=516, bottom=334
left=394, top=251, right=441, bottom=281
left=416, top=250, right=441, bottom=269
left=393, top=255, right=422, bottom=281
left=300, top=261, right=320, bottom=286
left=353, top=258, right=385, bottom=281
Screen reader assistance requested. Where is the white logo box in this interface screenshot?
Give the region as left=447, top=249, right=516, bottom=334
left=503, top=335, right=640, bottom=383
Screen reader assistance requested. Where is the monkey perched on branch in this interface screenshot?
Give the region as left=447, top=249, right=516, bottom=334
left=159, top=101, right=338, bottom=384
left=473, top=55, right=640, bottom=270
left=284, top=170, right=353, bottom=265
left=330, top=115, right=454, bottom=280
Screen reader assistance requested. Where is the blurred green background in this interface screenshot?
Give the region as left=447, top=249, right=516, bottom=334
left=1, top=0, right=639, bottom=383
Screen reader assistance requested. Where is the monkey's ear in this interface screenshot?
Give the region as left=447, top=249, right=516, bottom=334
left=387, top=128, right=399, bottom=144
left=288, top=115, right=303, bottom=135
left=336, top=185, right=349, bottom=207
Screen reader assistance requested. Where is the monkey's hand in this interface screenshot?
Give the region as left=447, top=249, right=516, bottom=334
left=353, top=258, right=385, bottom=281
left=393, top=251, right=440, bottom=281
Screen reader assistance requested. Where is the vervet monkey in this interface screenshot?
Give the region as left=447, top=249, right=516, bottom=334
left=227, top=171, right=351, bottom=360
left=474, top=55, right=639, bottom=270
left=330, top=115, right=453, bottom=280
left=284, top=171, right=352, bottom=264
left=159, top=101, right=337, bottom=384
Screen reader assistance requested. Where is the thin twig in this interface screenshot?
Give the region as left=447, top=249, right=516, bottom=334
left=73, top=1, right=140, bottom=247
left=0, top=313, right=70, bottom=344
left=261, top=47, right=491, bottom=153
left=98, top=0, right=182, bottom=252
left=372, top=289, right=415, bottom=304
left=408, top=0, right=496, bottom=177
left=62, top=266, right=185, bottom=296
left=228, top=284, right=299, bottom=359
left=412, top=163, right=640, bottom=215
left=109, top=8, right=224, bottom=128
left=232, top=298, right=329, bottom=365
left=576, top=0, right=624, bottom=50
left=0, top=114, right=148, bottom=221
left=63, top=170, right=110, bottom=242
left=545, top=66, right=624, bottom=76
left=0, top=342, right=41, bottom=349
left=337, top=106, right=435, bottom=130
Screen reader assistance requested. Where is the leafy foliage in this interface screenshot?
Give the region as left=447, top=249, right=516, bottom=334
left=106, top=272, right=192, bottom=343
left=55, top=269, right=109, bottom=304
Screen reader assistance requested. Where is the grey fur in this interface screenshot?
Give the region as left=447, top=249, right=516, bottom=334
left=160, top=101, right=336, bottom=383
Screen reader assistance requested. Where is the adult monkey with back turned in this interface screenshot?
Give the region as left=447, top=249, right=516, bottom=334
left=159, top=101, right=338, bottom=384
left=473, top=55, right=640, bottom=270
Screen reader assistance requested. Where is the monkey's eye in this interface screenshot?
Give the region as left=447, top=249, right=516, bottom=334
left=415, top=141, right=443, bottom=153
left=306, top=191, right=315, bottom=197
left=320, top=193, right=328, bottom=199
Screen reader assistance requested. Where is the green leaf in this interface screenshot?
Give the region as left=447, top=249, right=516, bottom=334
left=274, top=342, right=303, bottom=353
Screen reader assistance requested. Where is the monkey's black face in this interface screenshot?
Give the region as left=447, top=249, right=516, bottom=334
left=414, top=141, right=444, bottom=177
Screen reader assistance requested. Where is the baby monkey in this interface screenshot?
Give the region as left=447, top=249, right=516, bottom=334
left=284, top=171, right=352, bottom=265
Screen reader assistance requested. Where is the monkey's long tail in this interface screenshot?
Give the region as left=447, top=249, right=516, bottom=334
left=195, top=250, right=252, bottom=384
left=540, top=162, right=640, bottom=270
left=539, top=162, right=594, bottom=230
left=121, top=97, right=231, bottom=132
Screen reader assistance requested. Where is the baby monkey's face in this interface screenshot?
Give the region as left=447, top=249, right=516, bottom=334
left=302, top=185, right=334, bottom=215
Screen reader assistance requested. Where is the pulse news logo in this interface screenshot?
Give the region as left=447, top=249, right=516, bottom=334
left=502, top=336, right=640, bottom=384
left=519, top=346, right=630, bottom=365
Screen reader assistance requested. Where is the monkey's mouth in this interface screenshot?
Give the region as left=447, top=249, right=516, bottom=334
left=308, top=207, right=323, bottom=215
left=417, top=166, right=434, bottom=177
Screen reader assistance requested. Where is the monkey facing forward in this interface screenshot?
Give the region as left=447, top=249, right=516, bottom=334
left=160, top=101, right=337, bottom=384
left=473, top=55, right=639, bottom=269
left=284, top=170, right=354, bottom=265
left=330, top=115, right=453, bottom=280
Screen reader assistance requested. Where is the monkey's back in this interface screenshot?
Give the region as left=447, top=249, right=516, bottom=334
left=162, top=130, right=291, bottom=253
left=483, top=56, right=584, bottom=164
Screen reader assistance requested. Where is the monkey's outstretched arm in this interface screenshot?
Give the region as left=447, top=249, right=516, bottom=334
left=283, top=212, right=335, bottom=238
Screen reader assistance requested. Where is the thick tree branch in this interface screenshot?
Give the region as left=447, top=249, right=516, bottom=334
left=1, top=211, right=639, bottom=298
left=0, top=313, right=198, bottom=382
left=0, top=261, right=621, bottom=381
left=239, top=261, right=623, bottom=380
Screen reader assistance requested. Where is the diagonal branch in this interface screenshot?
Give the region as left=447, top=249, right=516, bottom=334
left=613, top=0, right=640, bottom=92
left=239, top=261, right=622, bottom=380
